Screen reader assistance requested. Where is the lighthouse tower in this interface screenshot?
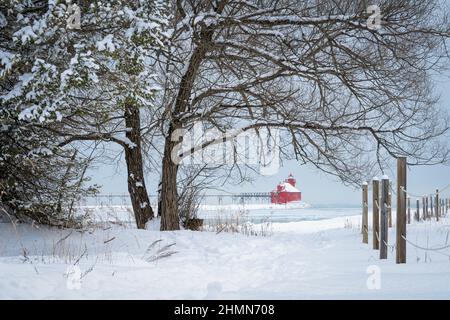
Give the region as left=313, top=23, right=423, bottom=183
left=270, top=174, right=302, bottom=204
left=286, top=173, right=296, bottom=187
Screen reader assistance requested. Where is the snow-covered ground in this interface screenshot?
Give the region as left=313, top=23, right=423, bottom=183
left=1, top=207, right=449, bottom=299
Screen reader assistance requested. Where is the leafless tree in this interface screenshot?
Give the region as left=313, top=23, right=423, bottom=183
left=154, top=0, right=450, bottom=230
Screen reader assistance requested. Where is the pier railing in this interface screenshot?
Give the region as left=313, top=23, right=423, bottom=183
left=79, top=192, right=272, bottom=206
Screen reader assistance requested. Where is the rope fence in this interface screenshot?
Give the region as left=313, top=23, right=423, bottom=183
left=361, top=157, right=450, bottom=264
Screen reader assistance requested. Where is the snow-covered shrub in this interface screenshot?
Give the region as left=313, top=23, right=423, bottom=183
left=176, top=166, right=206, bottom=230
left=208, top=209, right=273, bottom=237
left=178, top=187, right=203, bottom=230
left=0, top=113, right=97, bottom=227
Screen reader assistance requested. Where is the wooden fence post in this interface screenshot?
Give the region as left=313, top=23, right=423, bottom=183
left=435, top=189, right=439, bottom=222
left=380, top=176, right=389, bottom=259
left=372, top=178, right=380, bottom=250
left=430, top=194, right=434, bottom=219
left=362, top=182, right=369, bottom=244
left=407, top=197, right=411, bottom=224
left=422, top=197, right=426, bottom=220
left=396, top=157, right=407, bottom=264
left=388, top=188, right=392, bottom=228
left=416, top=199, right=420, bottom=222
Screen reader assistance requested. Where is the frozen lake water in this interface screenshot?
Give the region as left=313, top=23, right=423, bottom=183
left=198, top=205, right=361, bottom=225
left=75, top=203, right=362, bottom=226
left=79, top=195, right=362, bottom=225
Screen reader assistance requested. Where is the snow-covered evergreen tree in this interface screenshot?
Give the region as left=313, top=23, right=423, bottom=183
left=0, top=0, right=169, bottom=228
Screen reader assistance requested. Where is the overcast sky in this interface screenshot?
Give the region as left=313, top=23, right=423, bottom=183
left=88, top=72, right=450, bottom=207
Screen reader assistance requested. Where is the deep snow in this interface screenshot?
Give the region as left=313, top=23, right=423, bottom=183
left=0, top=208, right=449, bottom=299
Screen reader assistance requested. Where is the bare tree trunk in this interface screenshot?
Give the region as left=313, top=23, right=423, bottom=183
left=124, top=102, right=154, bottom=229
left=160, top=126, right=180, bottom=231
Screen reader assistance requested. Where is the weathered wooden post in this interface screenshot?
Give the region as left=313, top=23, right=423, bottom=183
left=422, top=197, right=426, bottom=220
left=435, top=189, right=439, bottom=222
left=396, top=157, right=407, bottom=264
left=425, top=196, right=429, bottom=220
left=380, top=176, right=389, bottom=259
left=430, top=194, right=434, bottom=219
left=415, top=199, right=420, bottom=222
left=372, top=177, right=380, bottom=250
left=362, top=182, right=369, bottom=244
left=407, top=197, right=411, bottom=224
left=388, top=188, right=392, bottom=228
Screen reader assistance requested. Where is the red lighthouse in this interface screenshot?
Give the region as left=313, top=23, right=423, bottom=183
left=270, top=174, right=302, bottom=204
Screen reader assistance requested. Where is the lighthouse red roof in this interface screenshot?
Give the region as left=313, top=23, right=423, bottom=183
left=278, top=182, right=300, bottom=193
left=270, top=174, right=302, bottom=204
